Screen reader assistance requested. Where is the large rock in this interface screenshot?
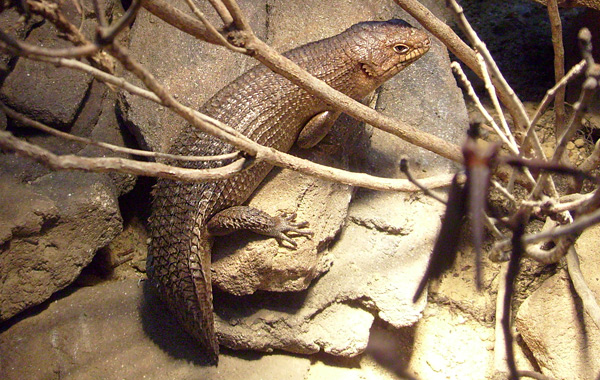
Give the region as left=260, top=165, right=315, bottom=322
left=516, top=225, right=600, bottom=380
left=0, top=0, right=138, bottom=321
left=0, top=173, right=122, bottom=321
left=0, top=76, right=135, bottom=320
left=0, top=279, right=313, bottom=379
left=0, top=9, right=94, bottom=128
left=214, top=191, right=445, bottom=356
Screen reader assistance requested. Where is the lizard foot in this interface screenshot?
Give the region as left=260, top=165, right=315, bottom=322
left=272, top=211, right=314, bottom=248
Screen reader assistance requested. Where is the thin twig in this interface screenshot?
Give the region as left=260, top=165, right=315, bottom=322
left=0, top=30, right=98, bottom=58
left=0, top=131, right=248, bottom=182
left=576, top=138, right=600, bottom=179
left=392, top=0, right=529, bottom=130
left=491, top=179, right=516, bottom=204
left=452, top=62, right=518, bottom=154
left=546, top=0, right=566, bottom=135
left=96, top=0, right=142, bottom=45
left=552, top=29, right=598, bottom=164
left=529, top=60, right=586, bottom=134
left=26, top=0, right=114, bottom=71
left=399, top=159, right=447, bottom=204
left=522, top=207, right=600, bottom=245
left=206, top=0, right=233, bottom=26
left=476, top=53, right=518, bottom=151
left=444, top=0, right=531, bottom=131
left=183, top=0, right=246, bottom=53
left=220, top=0, right=251, bottom=31
left=0, top=101, right=240, bottom=162
left=140, top=0, right=224, bottom=45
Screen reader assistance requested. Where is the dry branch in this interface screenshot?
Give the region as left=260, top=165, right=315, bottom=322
left=0, top=130, right=248, bottom=182
left=394, top=0, right=530, bottom=130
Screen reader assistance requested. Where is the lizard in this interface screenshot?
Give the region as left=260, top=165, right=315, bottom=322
left=147, top=19, right=431, bottom=365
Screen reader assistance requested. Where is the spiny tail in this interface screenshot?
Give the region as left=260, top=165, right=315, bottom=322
left=147, top=179, right=219, bottom=364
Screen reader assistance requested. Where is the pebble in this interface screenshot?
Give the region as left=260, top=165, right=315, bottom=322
left=574, top=138, right=585, bottom=148
left=566, top=141, right=575, bottom=150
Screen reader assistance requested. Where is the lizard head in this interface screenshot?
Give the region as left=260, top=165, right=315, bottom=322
left=345, top=19, right=431, bottom=86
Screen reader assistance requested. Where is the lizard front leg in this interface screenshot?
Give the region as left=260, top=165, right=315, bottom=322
left=206, top=206, right=313, bottom=247
left=296, top=110, right=341, bottom=149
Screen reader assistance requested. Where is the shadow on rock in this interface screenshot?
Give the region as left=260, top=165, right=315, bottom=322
left=140, top=281, right=216, bottom=366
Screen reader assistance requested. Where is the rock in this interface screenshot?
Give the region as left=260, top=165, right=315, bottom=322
left=214, top=191, right=445, bottom=356
left=0, top=172, right=122, bottom=321
left=0, top=21, right=93, bottom=129
left=120, top=0, right=267, bottom=152
left=0, top=8, right=42, bottom=80
left=0, top=0, right=137, bottom=322
left=516, top=225, right=600, bottom=380
left=0, top=279, right=313, bottom=379
left=574, top=138, right=585, bottom=148
left=211, top=115, right=359, bottom=295
left=80, top=83, right=137, bottom=196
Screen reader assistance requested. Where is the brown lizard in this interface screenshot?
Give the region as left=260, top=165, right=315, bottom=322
left=147, top=19, right=430, bottom=364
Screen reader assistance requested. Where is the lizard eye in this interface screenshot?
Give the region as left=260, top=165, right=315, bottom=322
left=393, top=44, right=410, bottom=54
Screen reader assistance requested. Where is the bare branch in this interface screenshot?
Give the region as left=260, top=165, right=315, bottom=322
left=206, top=0, right=233, bottom=25
left=96, top=0, right=142, bottom=45
left=399, top=159, right=447, bottom=204
left=529, top=60, right=586, bottom=133
left=0, top=101, right=241, bottom=163
left=0, top=29, right=98, bottom=58
left=140, top=0, right=224, bottom=45
left=183, top=0, right=246, bottom=53
left=476, top=53, right=519, bottom=151
left=0, top=131, right=248, bottom=182
left=26, top=0, right=114, bottom=71
left=445, top=0, right=531, bottom=132
left=394, top=0, right=530, bottom=130
left=220, top=0, right=252, bottom=31
left=452, top=61, right=518, bottom=154
left=546, top=0, right=566, bottom=135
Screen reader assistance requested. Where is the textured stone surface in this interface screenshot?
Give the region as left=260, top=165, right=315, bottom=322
left=0, top=280, right=313, bottom=379
left=516, top=225, right=600, bottom=380
left=0, top=22, right=93, bottom=128
left=214, top=192, right=444, bottom=356
left=0, top=173, right=122, bottom=321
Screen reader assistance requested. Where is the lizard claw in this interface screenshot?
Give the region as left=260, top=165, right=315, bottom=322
left=272, top=211, right=313, bottom=248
